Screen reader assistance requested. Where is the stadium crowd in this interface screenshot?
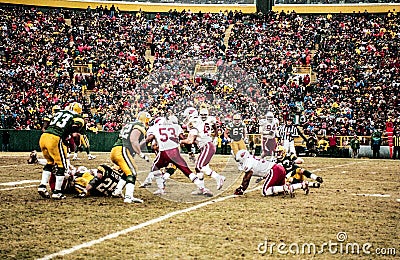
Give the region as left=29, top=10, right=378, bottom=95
left=0, top=6, right=399, bottom=139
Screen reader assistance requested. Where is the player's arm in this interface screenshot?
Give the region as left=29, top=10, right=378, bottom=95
left=296, top=126, right=307, bottom=141
left=234, top=170, right=253, bottom=195
left=243, top=124, right=248, bottom=142
left=140, top=134, right=155, bottom=147
left=224, top=127, right=230, bottom=141
left=180, top=132, right=196, bottom=145
left=130, top=129, right=149, bottom=161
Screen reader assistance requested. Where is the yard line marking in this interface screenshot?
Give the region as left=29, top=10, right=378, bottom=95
left=38, top=193, right=239, bottom=260
left=0, top=180, right=40, bottom=186
left=0, top=185, right=37, bottom=191
left=37, top=160, right=365, bottom=260
left=397, top=199, right=400, bottom=202
left=351, top=193, right=391, bottom=198
left=0, top=164, right=20, bottom=168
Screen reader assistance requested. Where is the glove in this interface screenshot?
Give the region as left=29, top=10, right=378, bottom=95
left=234, top=186, right=244, bottom=195
left=140, top=153, right=150, bottom=162
left=244, top=137, right=249, bottom=144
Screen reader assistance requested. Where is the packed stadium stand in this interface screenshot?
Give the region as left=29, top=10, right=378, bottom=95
left=0, top=2, right=399, bottom=156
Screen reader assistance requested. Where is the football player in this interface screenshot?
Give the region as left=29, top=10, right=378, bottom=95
left=37, top=102, right=85, bottom=200
left=75, top=164, right=125, bottom=197
left=234, top=149, right=300, bottom=197
left=181, top=116, right=226, bottom=194
left=181, top=107, right=199, bottom=163
left=199, top=107, right=219, bottom=145
left=72, top=113, right=97, bottom=160
left=110, top=111, right=151, bottom=203
left=142, top=115, right=213, bottom=196
left=41, top=105, right=61, bottom=132
left=259, top=111, right=279, bottom=159
left=224, top=114, right=247, bottom=157
left=275, top=146, right=323, bottom=190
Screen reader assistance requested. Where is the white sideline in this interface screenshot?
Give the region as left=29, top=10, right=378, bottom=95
left=0, top=180, right=40, bottom=186
left=0, top=164, right=21, bottom=168
left=351, top=193, right=391, bottom=198
left=37, top=192, right=242, bottom=260
left=38, top=161, right=362, bottom=259
left=0, top=185, right=38, bottom=191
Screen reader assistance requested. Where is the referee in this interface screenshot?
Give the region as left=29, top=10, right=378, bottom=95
left=278, top=118, right=306, bottom=156
left=393, top=131, right=400, bottom=159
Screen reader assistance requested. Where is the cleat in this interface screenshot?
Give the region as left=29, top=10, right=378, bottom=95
left=153, top=189, right=166, bottom=195
left=51, top=191, right=66, bottom=200
left=191, top=188, right=204, bottom=195
left=124, top=195, right=143, bottom=203
left=316, top=176, right=323, bottom=183
left=302, top=181, right=309, bottom=195
left=139, top=182, right=152, bottom=188
left=255, top=177, right=264, bottom=184
left=313, top=182, right=321, bottom=188
left=189, top=154, right=196, bottom=163
left=111, top=190, right=123, bottom=198
left=38, top=185, right=50, bottom=199
left=284, top=184, right=295, bottom=198
left=216, top=175, right=226, bottom=190
left=88, top=154, right=96, bottom=160
left=72, top=155, right=80, bottom=161
left=201, top=188, right=213, bottom=197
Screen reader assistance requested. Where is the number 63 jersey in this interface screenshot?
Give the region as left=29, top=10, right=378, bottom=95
left=147, top=123, right=183, bottom=151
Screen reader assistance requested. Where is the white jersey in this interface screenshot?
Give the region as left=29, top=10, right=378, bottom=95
left=259, top=118, right=279, bottom=139
left=147, top=123, right=183, bottom=151
left=189, top=120, right=213, bottom=148
left=239, top=156, right=275, bottom=177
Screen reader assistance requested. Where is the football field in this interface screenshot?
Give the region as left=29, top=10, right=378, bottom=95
left=0, top=153, right=399, bottom=259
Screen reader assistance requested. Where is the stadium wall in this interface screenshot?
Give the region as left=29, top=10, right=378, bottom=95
left=0, top=130, right=392, bottom=158
left=272, top=3, right=399, bottom=14
left=0, top=0, right=256, bottom=13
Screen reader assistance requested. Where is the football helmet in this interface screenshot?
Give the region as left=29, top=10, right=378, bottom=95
left=188, top=116, right=202, bottom=130
left=153, top=117, right=166, bottom=126
left=77, top=166, right=88, bottom=173
left=233, top=114, right=242, bottom=126
left=183, top=107, right=198, bottom=125
left=167, top=115, right=178, bottom=124
left=266, top=111, right=274, bottom=122
left=137, top=111, right=151, bottom=126
left=70, top=102, right=83, bottom=114
left=52, top=105, right=61, bottom=115
left=276, top=145, right=286, bottom=159
left=199, top=108, right=209, bottom=121
left=235, top=149, right=250, bottom=163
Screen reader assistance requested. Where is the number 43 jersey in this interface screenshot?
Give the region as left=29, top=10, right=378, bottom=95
left=147, top=123, right=183, bottom=151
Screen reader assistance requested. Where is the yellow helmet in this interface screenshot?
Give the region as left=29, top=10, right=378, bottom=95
left=68, top=102, right=82, bottom=114
left=52, top=105, right=61, bottom=114
left=233, top=114, right=241, bottom=125
left=137, top=111, right=151, bottom=126
left=276, top=145, right=286, bottom=159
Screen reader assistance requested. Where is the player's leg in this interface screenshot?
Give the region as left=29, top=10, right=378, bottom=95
left=260, top=137, right=268, bottom=158
left=49, top=138, right=69, bottom=199
left=150, top=151, right=169, bottom=195
left=82, top=134, right=96, bottom=160
left=262, top=165, right=293, bottom=197
left=169, top=148, right=212, bottom=196
left=38, top=134, right=56, bottom=198
left=110, top=146, right=142, bottom=203
left=196, top=142, right=225, bottom=190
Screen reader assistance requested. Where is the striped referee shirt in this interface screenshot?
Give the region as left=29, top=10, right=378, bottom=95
left=278, top=124, right=305, bottom=142
left=394, top=135, right=400, bottom=147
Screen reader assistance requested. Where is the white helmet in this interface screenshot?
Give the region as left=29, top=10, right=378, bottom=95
left=188, top=116, right=203, bottom=130
left=183, top=107, right=199, bottom=125
left=77, top=166, right=88, bottom=173
left=153, top=117, right=166, bottom=126
left=235, top=149, right=250, bottom=164
left=167, top=115, right=178, bottom=124
left=266, top=111, right=274, bottom=122
left=199, top=108, right=209, bottom=121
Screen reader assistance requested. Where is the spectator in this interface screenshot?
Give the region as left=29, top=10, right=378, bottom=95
left=393, top=131, right=400, bottom=160
left=328, top=132, right=338, bottom=157
left=349, top=134, right=361, bottom=158
left=371, top=129, right=382, bottom=159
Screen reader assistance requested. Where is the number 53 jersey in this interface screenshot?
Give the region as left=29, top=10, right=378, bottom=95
left=147, top=123, right=183, bottom=151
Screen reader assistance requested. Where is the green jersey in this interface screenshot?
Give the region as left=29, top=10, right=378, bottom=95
left=113, top=121, right=146, bottom=154
left=227, top=122, right=246, bottom=141
left=45, top=110, right=84, bottom=139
